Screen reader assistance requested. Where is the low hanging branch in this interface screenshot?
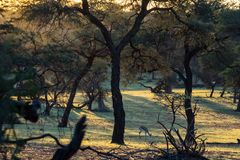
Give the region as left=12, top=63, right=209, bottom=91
left=3, top=134, right=64, bottom=148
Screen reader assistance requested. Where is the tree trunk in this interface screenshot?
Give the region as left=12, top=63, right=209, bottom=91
left=58, top=57, right=94, bottom=127
left=0, top=119, right=4, bottom=140
left=97, top=91, right=108, bottom=112
left=87, top=98, right=94, bottom=111
left=17, top=96, right=22, bottom=101
left=152, top=71, right=155, bottom=80
left=164, top=76, right=173, bottom=94
left=183, top=50, right=195, bottom=144
left=233, top=88, right=237, bottom=103
left=184, top=79, right=195, bottom=144
left=210, top=82, right=217, bottom=98
left=79, top=0, right=151, bottom=145
left=220, top=87, right=226, bottom=98
left=44, top=105, right=51, bottom=116
left=44, top=90, right=51, bottom=116
left=236, top=93, right=240, bottom=111
left=111, top=50, right=125, bottom=144
left=138, top=72, right=143, bottom=80
left=58, top=76, right=82, bottom=127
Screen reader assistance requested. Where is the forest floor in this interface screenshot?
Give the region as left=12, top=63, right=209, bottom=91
left=8, top=87, right=240, bottom=159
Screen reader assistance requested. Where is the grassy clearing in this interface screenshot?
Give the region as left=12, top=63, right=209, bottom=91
left=9, top=87, right=240, bottom=159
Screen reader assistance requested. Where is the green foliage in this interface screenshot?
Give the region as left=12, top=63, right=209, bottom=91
left=219, top=9, right=240, bottom=33
left=23, top=0, right=65, bottom=24
left=187, top=0, right=223, bottom=34
left=216, top=7, right=240, bottom=88
left=188, top=19, right=214, bottom=33
left=0, top=39, right=39, bottom=98
left=222, top=61, right=240, bottom=88
left=194, top=0, right=222, bottom=22
left=22, top=0, right=82, bottom=27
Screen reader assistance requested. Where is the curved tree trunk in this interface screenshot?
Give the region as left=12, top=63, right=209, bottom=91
left=58, top=57, right=94, bottom=127
left=171, top=47, right=196, bottom=145
left=111, top=51, right=125, bottom=144
left=80, top=0, right=151, bottom=144
left=184, top=56, right=195, bottom=144
left=58, top=76, right=82, bottom=127
left=182, top=42, right=200, bottom=144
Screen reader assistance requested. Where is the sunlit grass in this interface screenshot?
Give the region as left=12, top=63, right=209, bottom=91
left=10, top=88, right=240, bottom=159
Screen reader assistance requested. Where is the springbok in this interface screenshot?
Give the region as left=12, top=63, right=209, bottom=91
left=139, top=126, right=152, bottom=140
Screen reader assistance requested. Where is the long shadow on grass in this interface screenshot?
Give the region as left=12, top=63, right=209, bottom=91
left=195, top=97, right=240, bottom=118
left=66, top=94, right=190, bottom=145
left=87, top=93, right=185, bottom=143
left=83, top=93, right=186, bottom=131
left=123, top=94, right=185, bottom=128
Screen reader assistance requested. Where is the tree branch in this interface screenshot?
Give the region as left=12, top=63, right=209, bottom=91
left=3, top=134, right=65, bottom=148
left=80, top=0, right=114, bottom=50
left=116, top=0, right=150, bottom=52
left=170, top=67, right=186, bottom=82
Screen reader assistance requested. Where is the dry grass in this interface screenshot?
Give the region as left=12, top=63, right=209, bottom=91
left=9, top=88, right=240, bottom=159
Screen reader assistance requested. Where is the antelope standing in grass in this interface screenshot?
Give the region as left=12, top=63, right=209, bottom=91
left=139, top=126, right=152, bottom=140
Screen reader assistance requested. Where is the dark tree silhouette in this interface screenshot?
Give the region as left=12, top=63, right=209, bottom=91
left=76, top=0, right=171, bottom=144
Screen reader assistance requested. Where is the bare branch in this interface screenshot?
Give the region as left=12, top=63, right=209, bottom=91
left=170, top=67, right=186, bottom=82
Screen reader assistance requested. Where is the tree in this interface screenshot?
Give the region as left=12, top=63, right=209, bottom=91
left=141, top=0, right=224, bottom=143
left=219, top=8, right=240, bottom=109
left=80, top=60, right=109, bottom=111
left=22, top=0, right=174, bottom=144
left=19, top=22, right=107, bottom=124
left=203, top=7, right=240, bottom=107
left=0, top=23, right=41, bottom=150
left=198, top=54, right=224, bottom=97
left=77, top=0, right=169, bottom=144
left=38, top=32, right=106, bottom=127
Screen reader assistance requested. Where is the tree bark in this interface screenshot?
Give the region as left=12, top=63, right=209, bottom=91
left=164, top=76, right=173, bottom=94
left=220, top=87, right=226, bottom=98
left=236, top=92, right=240, bottom=111
left=210, top=81, right=217, bottom=98
left=0, top=119, right=3, bottom=140
left=87, top=97, right=94, bottom=111
left=152, top=71, right=155, bottom=80
left=58, top=77, right=81, bottom=127
left=111, top=50, right=125, bottom=144
left=97, top=91, right=108, bottom=112
left=184, top=65, right=195, bottom=144
left=58, top=57, right=94, bottom=127
left=233, top=88, right=237, bottom=103
left=183, top=44, right=195, bottom=144
left=80, top=0, right=152, bottom=144
left=44, top=90, right=51, bottom=116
